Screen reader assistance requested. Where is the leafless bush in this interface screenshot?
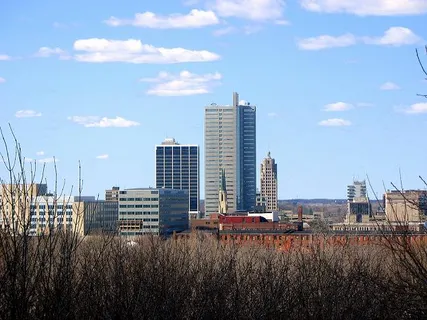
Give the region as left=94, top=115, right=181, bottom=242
left=365, top=172, right=427, bottom=318
left=1, top=127, right=427, bottom=319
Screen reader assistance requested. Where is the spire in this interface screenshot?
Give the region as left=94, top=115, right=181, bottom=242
left=220, top=168, right=227, bottom=192
left=218, top=168, right=228, bottom=214
left=267, top=151, right=271, bottom=158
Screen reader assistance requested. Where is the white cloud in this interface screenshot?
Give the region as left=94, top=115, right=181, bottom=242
left=380, top=82, right=400, bottom=90
left=38, top=157, right=58, bottom=164
left=323, top=102, right=353, bottom=112
left=243, top=25, right=262, bottom=35
left=0, top=54, right=11, bottom=61
left=24, top=158, right=34, bottom=163
left=300, top=0, right=427, bottom=16
left=15, top=110, right=42, bottom=118
left=267, top=112, right=278, bottom=117
left=297, top=34, right=356, bottom=50
left=318, top=118, right=351, bottom=126
left=213, top=26, right=237, bottom=36
left=96, top=154, right=109, bottom=159
left=71, top=38, right=220, bottom=64
left=105, top=9, right=219, bottom=28
left=298, top=27, right=421, bottom=50
left=213, top=24, right=266, bottom=37
left=209, top=0, right=285, bottom=21
left=0, top=77, right=5, bottom=83
left=36, top=151, right=45, bottom=156
left=35, top=47, right=71, bottom=59
left=68, top=116, right=140, bottom=128
left=183, top=0, right=200, bottom=5
left=363, top=27, right=422, bottom=46
left=140, top=70, right=222, bottom=96
left=404, top=102, right=427, bottom=114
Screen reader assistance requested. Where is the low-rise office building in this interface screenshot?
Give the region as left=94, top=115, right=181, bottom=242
left=1, top=183, right=118, bottom=236
left=118, top=188, right=189, bottom=237
left=29, top=196, right=85, bottom=236
left=77, top=197, right=118, bottom=235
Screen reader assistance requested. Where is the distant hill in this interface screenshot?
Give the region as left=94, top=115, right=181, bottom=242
left=279, top=199, right=347, bottom=205
left=201, top=199, right=348, bottom=206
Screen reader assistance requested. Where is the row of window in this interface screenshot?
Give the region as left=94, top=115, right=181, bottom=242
left=119, top=198, right=158, bottom=201
left=30, top=204, right=73, bottom=209
left=119, top=204, right=159, bottom=208
left=31, top=217, right=73, bottom=225
left=119, top=191, right=158, bottom=195
left=30, top=212, right=73, bottom=217
left=119, top=217, right=159, bottom=222
left=120, top=211, right=158, bottom=215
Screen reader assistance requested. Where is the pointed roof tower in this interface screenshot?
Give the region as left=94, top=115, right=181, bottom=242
left=220, top=168, right=227, bottom=192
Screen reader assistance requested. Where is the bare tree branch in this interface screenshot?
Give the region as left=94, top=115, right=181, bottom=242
left=416, top=46, right=427, bottom=98
left=416, top=46, right=427, bottom=77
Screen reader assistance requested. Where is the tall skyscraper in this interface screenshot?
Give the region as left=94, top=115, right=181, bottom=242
left=155, top=138, right=200, bottom=217
left=204, top=92, right=256, bottom=216
left=260, top=152, right=278, bottom=211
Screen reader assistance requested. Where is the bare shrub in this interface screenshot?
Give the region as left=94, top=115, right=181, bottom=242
left=1, top=126, right=426, bottom=319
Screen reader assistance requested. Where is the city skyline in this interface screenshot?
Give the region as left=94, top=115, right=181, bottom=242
left=0, top=1, right=426, bottom=199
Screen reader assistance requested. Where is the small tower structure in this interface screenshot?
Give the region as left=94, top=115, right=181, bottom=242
left=218, top=169, right=228, bottom=214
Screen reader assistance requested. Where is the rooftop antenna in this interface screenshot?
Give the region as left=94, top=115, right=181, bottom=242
left=233, top=92, right=239, bottom=107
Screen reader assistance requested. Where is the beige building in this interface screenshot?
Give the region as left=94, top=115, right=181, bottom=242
left=0, top=183, right=85, bottom=236
left=29, top=196, right=85, bottom=236
left=0, top=183, right=47, bottom=232
left=260, top=152, right=278, bottom=211
left=385, top=190, right=427, bottom=223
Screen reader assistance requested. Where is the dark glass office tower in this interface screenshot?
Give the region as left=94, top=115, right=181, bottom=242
left=155, top=138, right=200, bottom=216
left=237, top=101, right=256, bottom=212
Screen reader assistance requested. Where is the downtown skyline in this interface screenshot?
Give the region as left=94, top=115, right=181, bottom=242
left=0, top=0, right=426, bottom=199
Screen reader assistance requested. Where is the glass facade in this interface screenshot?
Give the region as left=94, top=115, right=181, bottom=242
left=204, top=93, right=256, bottom=216
left=155, top=143, right=200, bottom=214
left=237, top=105, right=256, bottom=212
left=84, top=200, right=118, bottom=235
left=118, top=188, right=189, bottom=236
left=205, top=106, right=237, bottom=216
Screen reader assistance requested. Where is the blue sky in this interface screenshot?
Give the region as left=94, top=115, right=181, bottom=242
left=1, top=0, right=427, bottom=200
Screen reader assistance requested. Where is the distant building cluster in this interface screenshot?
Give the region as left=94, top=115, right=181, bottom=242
left=0, top=92, right=282, bottom=238
left=1, top=92, right=426, bottom=240
left=332, top=180, right=427, bottom=232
